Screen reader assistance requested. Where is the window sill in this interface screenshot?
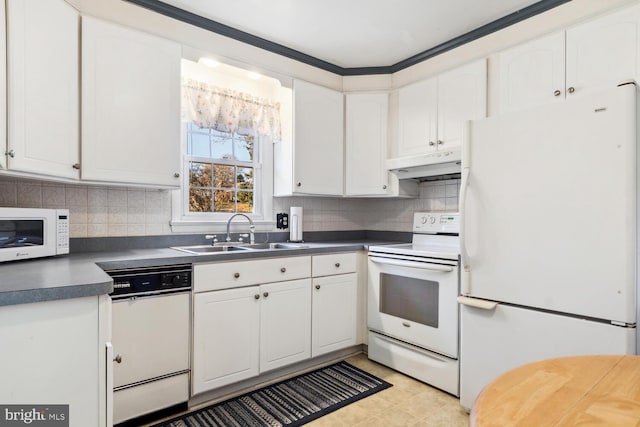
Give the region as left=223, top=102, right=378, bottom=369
left=170, top=219, right=276, bottom=234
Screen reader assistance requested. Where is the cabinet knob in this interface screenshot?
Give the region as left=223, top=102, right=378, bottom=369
left=296, top=182, right=302, bottom=187
left=567, top=86, right=575, bottom=94
left=428, top=141, right=435, bottom=146
left=280, top=267, right=286, bottom=273
left=335, top=262, right=340, bottom=268
left=113, top=355, right=122, bottom=363
left=554, top=89, right=561, bottom=97
left=263, top=291, right=269, bottom=298
left=72, top=163, right=80, bottom=170
left=437, top=140, right=443, bottom=145
left=315, top=284, right=321, bottom=290
left=254, top=294, right=260, bottom=300
left=234, top=272, right=240, bottom=278
left=6, top=149, right=15, bottom=158
left=174, top=172, right=180, bottom=178
left=382, top=185, right=387, bottom=190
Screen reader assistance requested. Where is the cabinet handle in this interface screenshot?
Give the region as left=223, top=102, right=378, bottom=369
left=280, top=267, right=286, bottom=273
left=234, top=273, right=240, bottom=278
left=296, top=182, right=302, bottom=187
left=553, top=89, right=561, bottom=97
left=437, top=140, right=443, bottom=145
left=315, top=284, right=321, bottom=290
left=72, top=163, right=80, bottom=170
left=382, top=185, right=387, bottom=190
left=6, top=149, right=14, bottom=158
left=113, top=355, right=122, bottom=363
left=428, top=141, right=435, bottom=146
left=263, top=291, right=269, bottom=298
left=174, top=172, right=180, bottom=178
left=335, top=262, right=340, bottom=268
left=254, top=294, right=260, bottom=300
left=402, top=322, right=411, bottom=328
left=567, top=86, right=575, bottom=94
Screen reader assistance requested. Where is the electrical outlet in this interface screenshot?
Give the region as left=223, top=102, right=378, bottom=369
left=277, top=213, right=289, bottom=229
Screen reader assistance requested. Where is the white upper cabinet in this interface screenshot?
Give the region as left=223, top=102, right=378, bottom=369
left=396, top=59, right=486, bottom=157
left=497, top=32, right=565, bottom=114
left=566, top=4, right=640, bottom=97
left=81, top=17, right=181, bottom=187
left=497, top=3, right=640, bottom=114
left=290, top=80, right=344, bottom=195
left=345, top=93, right=390, bottom=196
left=6, top=0, right=79, bottom=178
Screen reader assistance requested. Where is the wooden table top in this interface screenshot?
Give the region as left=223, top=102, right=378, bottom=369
left=471, top=355, right=640, bottom=426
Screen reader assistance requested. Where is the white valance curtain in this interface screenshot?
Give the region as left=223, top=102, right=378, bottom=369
left=182, top=79, right=282, bottom=141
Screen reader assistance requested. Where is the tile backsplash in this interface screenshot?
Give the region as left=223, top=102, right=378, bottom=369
left=0, top=177, right=459, bottom=238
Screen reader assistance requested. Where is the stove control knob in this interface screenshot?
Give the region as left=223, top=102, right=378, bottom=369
left=429, top=216, right=437, bottom=224
left=421, top=216, right=428, bottom=224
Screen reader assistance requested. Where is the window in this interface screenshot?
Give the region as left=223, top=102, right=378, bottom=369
left=183, top=123, right=262, bottom=217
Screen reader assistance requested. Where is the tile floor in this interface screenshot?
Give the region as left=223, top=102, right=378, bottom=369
left=142, top=353, right=469, bottom=427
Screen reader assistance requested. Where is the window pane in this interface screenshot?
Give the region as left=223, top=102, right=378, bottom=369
left=189, top=189, right=212, bottom=212
left=214, top=190, right=235, bottom=212
left=214, top=165, right=235, bottom=188
left=237, top=167, right=254, bottom=190
left=189, top=162, right=212, bottom=187
left=237, top=191, right=254, bottom=213
left=211, top=132, right=234, bottom=160
left=235, top=135, right=254, bottom=162
left=190, top=132, right=210, bottom=157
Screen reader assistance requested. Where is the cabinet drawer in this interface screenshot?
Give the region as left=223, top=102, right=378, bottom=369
left=312, top=253, right=357, bottom=277
left=194, top=256, right=311, bottom=292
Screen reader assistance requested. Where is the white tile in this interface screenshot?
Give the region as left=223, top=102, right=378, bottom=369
left=127, top=190, right=146, bottom=208
left=445, top=183, right=459, bottom=198
left=17, top=183, right=42, bottom=208
left=108, top=206, right=127, bottom=224
left=127, top=224, right=146, bottom=236
left=445, top=197, right=459, bottom=210
left=145, top=191, right=163, bottom=210
left=42, top=186, right=66, bottom=208
left=127, top=207, right=145, bottom=224
left=108, top=189, right=127, bottom=206
left=108, top=224, right=127, bottom=236
left=0, top=181, right=18, bottom=207
left=69, top=223, right=87, bottom=238
left=87, top=223, right=108, bottom=237
left=69, top=206, right=88, bottom=225
left=88, top=188, right=108, bottom=207
left=145, top=224, right=164, bottom=235
left=87, top=206, right=108, bottom=224
left=65, top=186, right=87, bottom=206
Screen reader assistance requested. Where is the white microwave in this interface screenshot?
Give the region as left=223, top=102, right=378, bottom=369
left=0, top=207, right=70, bottom=262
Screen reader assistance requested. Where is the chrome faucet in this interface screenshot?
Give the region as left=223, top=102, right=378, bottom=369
left=226, top=213, right=255, bottom=244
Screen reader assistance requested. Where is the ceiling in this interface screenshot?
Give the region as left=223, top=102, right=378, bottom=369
left=129, top=0, right=570, bottom=74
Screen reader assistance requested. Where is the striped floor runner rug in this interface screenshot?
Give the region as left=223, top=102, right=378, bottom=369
left=152, top=361, right=392, bottom=427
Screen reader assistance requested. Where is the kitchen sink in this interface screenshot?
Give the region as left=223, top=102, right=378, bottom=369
left=170, top=242, right=309, bottom=255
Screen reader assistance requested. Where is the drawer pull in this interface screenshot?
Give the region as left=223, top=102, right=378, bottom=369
left=254, top=294, right=260, bottom=300
left=280, top=267, right=286, bottom=273
left=402, top=322, right=411, bottom=328
left=335, top=262, right=340, bottom=268
left=234, top=273, right=240, bottom=278
left=113, top=355, right=122, bottom=363
left=315, top=284, right=321, bottom=290
left=263, top=292, right=269, bottom=298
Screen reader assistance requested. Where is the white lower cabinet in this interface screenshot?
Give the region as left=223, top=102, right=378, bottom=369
left=312, top=273, right=358, bottom=357
left=192, top=253, right=360, bottom=396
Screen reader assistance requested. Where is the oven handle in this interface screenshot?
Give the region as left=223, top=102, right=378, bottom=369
left=369, top=256, right=454, bottom=272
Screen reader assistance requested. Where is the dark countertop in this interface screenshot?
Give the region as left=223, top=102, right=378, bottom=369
left=0, top=240, right=399, bottom=307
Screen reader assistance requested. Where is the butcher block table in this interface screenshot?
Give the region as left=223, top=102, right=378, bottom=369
left=471, top=355, right=640, bottom=426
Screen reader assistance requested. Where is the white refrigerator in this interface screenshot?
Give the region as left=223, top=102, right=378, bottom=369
left=458, top=83, right=638, bottom=410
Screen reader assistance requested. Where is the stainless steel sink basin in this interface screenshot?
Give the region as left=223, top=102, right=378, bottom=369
left=170, top=242, right=309, bottom=255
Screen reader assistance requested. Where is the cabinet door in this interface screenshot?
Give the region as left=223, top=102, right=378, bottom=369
left=497, top=31, right=565, bottom=114
left=345, top=93, right=390, bottom=195
left=396, top=77, right=437, bottom=157
left=81, top=17, right=181, bottom=187
left=6, top=0, right=78, bottom=178
left=260, top=279, right=312, bottom=372
left=192, top=287, right=260, bottom=394
left=293, top=80, right=344, bottom=195
left=437, top=59, right=487, bottom=150
left=312, top=273, right=357, bottom=357
left=566, top=4, right=640, bottom=98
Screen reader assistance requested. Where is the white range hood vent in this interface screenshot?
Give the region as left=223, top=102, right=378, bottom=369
left=387, top=149, right=461, bottom=180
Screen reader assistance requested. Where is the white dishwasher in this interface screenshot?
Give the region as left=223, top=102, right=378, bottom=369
left=107, top=265, right=191, bottom=425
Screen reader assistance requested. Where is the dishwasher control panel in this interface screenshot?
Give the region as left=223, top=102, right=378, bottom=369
left=107, top=264, right=192, bottom=297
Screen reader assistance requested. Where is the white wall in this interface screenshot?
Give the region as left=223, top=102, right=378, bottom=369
left=0, top=176, right=459, bottom=237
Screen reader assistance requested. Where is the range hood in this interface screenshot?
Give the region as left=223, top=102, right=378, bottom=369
left=387, top=149, right=461, bottom=179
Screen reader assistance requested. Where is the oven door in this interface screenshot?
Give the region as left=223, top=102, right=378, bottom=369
left=368, top=254, right=459, bottom=358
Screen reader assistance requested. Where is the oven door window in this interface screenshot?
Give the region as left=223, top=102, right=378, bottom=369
left=380, top=273, right=439, bottom=328
left=0, top=220, right=44, bottom=248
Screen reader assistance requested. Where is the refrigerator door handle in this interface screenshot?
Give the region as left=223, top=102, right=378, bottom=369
left=457, top=296, right=498, bottom=311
